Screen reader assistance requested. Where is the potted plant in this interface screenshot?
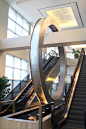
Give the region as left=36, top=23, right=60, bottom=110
left=0, top=76, right=10, bottom=100
left=72, top=49, right=80, bottom=58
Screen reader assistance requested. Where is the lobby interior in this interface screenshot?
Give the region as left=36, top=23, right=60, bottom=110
left=0, top=0, right=86, bottom=129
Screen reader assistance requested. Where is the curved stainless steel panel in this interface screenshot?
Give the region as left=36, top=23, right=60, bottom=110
left=30, top=16, right=66, bottom=105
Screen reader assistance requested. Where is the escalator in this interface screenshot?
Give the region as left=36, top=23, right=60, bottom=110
left=51, top=48, right=85, bottom=129
left=0, top=50, right=59, bottom=116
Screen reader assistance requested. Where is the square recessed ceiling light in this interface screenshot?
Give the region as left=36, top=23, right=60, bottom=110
left=46, top=7, right=78, bottom=28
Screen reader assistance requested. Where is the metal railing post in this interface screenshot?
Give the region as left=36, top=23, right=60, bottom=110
left=39, top=106, right=42, bottom=129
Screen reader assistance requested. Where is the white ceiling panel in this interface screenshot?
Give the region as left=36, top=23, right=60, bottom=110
left=39, top=2, right=83, bottom=30
left=4, top=0, right=86, bottom=28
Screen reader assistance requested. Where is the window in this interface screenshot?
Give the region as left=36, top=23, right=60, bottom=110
left=7, top=7, right=31, bottom=38
left=5, top=54, right=28, bottom=91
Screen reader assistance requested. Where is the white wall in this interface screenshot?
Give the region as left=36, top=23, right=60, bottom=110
left=67, top=66, right=76, bottom=76
left=0, top=0, right=9, bottom=39
left=0, top=51, right=6, bottom=77
left=0, top=1, right=31, bottom=77
left=67, top=59, right=78, bottom=66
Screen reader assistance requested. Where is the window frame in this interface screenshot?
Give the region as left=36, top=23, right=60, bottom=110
left=7, top=6, right=32, bottom=38
left=5, top=54, right=28, bottom=90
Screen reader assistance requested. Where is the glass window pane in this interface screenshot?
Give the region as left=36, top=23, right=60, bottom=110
left=21, top=71, right=27, bottom=80
left=20, top=70, right=22, bottom=80
left=23, top=29, right=28, bottom=36
left=14, top=80, right=20, bottom=88
left=15, top=57, right=20, bottom=69
left=8, top=18, right=15, bottom=32
left=9, top=7, right=16, bottom=21
left=8, top=80, right=12, bottom=91
left=14, top=69, right=20, bottom=80
left=5, top=67, right=13, bottom=79
left=17, top=14, right=22, bottom=26
left=23, top=19, right=29, bottom=31
left=22, top=59, right=27, bottom=70
left=16, top=24, right=22, bottom=36
left=7, top=30, right=15, bottom=38
left=6, top=54, right=14, bottom=67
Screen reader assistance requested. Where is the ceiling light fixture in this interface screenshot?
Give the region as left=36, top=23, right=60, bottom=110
left=46, top=7, right=78, bottom=28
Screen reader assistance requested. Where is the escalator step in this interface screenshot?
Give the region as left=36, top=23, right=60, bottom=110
left=78, top=78, right=86, bottom=80
left=69, top=110, right=84, bottom=116
left=62, top=123, right=84, bottom=129
left=75, top=88, right=86, bottom=91
left=78, top=81, right=86, bottom=83
left=21, top=96, right=24, bottom=98
left=23, top=93, right=26, bottom=95
left=80, top=69, right=86, bottom=70
left=69, top=114, right=84, bottom=121
left=74, top=91, right=86, bottom=95
left=74, top=94, right=86, bottom=98
left=79, top=74, right=86, bottom=76
left=77, top=82, right=86, bottom=84
left=72, top=101, right=86, bottom=106
left=79, top=75, right=86, bottom=77
left=70, top=106, right=86, bottom=111
left=76, top=86, right=86, bottom=88
left=73, top=98, right=86, bottom=102
left=67, top=120, right=84, bottom=125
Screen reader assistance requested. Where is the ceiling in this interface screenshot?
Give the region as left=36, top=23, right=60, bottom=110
left=5, top=0, right=86, bottom=26
left=4, top=0, right=86, bottom=49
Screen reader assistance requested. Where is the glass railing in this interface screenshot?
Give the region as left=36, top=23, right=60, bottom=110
left=4, top=73, right=31, bottom=101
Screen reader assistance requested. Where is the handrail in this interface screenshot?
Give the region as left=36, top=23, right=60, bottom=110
left=14, top=55, right=54, bottom=102
left=61, top=49, right=84, bottom=125
left=13, top=51, right=58, bottom=102
left=3, top=50, right=58, bottom=101
left=14, top=79, right=32, bottom=101
left=16, top=85, right=34, bottom=103
left=51, top=48, right=85, bottom=128
left=0, top=100, right=15, bottom=113
left=3, top=73, right=31, bottom=101
left=19, top=56, right=59, bottom=107
left=0, top=50, right=58, bottom=115
left=44, top=50, right=58, bottom=60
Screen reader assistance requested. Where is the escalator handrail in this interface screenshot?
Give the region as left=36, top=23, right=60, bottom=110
left=44, top=50, right=58, bottom=60
left=3, top=72, right=31, bottom=101
left=51, top=48, right=85, bottom=128
left=0, top=51, right=58, bottom=115
left=61, top=53, right=84, bottom=124
left=16, top=56, right=59, bottom=104
left=16, top=85, right=34, bottom=103
left=3, top=50, right=58, bottom=101
left=0, top=56, right=52, bottom=105
left=18, top=56, right=59, bottom=106
left=14, top=55, right=54, bottom=101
